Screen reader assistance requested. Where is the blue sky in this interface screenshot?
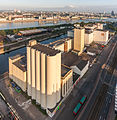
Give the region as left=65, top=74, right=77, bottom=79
left=0, top=0, right=117, bottom=8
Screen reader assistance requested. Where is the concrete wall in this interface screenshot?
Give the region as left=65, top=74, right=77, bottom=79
left=27, top=46, right=61, bottom=109
left=80, top=61, right=89, bottom=78
left=93, top=30, right=109, bottom=44
left=9, top=56, right=27, bottom=92
left=54, top=43, right=64, bottom=52
left=27, top=47, right=32, bottom=96
left=85, top=32, right=93, bottom=45
left=61, top=71, right=73, bottom=97
left=74, top=28, right=85, bottom=53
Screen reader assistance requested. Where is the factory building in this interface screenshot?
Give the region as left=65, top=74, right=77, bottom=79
left=9, top=55, right=27, bottom=92
left=67, top=30, right=74, bottom=38
left=71, top=60, right=89, bottom=78
left=96, top=23, right=103, bottom=30
left=84, top=29, right=94, bottom=45
left=48, top=38, right=73, bottom=53
left=93, top=30, right=109, bottom=44
left=84, top=23, right=103, bottom=30
left=74, top=27, right=85, bottom=54
left=27, top=43, right=61, bottom=109
left=18, top=28, right=47, bottom=36
left=61, top=65, right=73, bottom=97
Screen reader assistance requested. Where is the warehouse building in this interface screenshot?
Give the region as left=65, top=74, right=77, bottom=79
left=67, top=30, right=74, bottom=38
left=48, top=38, right=73, bottom=52
left=84, top=28, right=94, bottom=45
left=61, top=65, right=73, bottom=97
left=9, top=54, right=27, bottom=92
left=93, top=29, right=109, bottom=44
left=18, top=28, right=47, bottom=36
left=71, top=60, right=89, bottom=78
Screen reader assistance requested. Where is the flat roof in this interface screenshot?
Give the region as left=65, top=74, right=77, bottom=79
left=62, top=52, right=82, bottom=67
left=19, top=29, right=47, bottom=35
left=49, top=38, right=72, bottom=47
left=13, top=56, right=27, bottom=72
left=49, top=41, right=64, bottom=47
left=61, top=65, right=71, bottom=78
left=31, top=43, right=61, bottom=56
left=10, top=54, right=21, bottom=60
left=62, top=52, right=88, bottom=70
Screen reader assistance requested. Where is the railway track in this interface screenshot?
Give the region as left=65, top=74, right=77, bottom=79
left=87, top=84, right=108, bottom=120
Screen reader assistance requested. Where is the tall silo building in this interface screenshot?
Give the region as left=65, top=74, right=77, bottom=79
left=27, top=43, right=61, bottom=109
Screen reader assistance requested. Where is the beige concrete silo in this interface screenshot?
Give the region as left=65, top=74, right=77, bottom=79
left=40, top=53, right=46, bottom=109
left=36, top=50, right=41, bottom=104
left=56, top=53, right=61, bottom=103
left=27, top=47, right=32, bottom=96
left=31, top=48, right=36, bottom=100
left=46, top=55, right=57, bottom=108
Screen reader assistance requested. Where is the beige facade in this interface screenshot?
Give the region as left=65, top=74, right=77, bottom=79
left=27, top=44, right=61, bottom=109
left=29, top=40, right=37, bottom=46
left=85, top=32, right=94, bottom=45
left=9, top=55, right=27, bottom=92
left=54, top=43, right=64, bottom=52
left=49, top=38, right=73, bottom=53
left=96, top=23, right=103, bottom=30
left=93, top=30, right=109, bottom=44
left=61, top=65, right=73, bottom=97
left=74, top=28, right=85, bottom=53
left=84, top=23, right=103, bottom=30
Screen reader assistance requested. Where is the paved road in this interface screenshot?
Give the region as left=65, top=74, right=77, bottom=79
left=0, top=75, right=31, bottom=120
left=79, top=36, right=117, bottom=120
left=55, top=35, right=117, bottom=120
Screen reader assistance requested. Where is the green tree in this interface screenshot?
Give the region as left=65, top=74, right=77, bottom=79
left=80, top=22, right=85, bottom=27
left=0, top=30, right=6, bottom=36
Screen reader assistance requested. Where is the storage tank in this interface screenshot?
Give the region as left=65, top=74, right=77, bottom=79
left=27, top=47, right=32, bottom=96
left=31, top=49, right=36, bottom=100
left=36, top=51, right=41, bottom=104
left=40, top=53, right=46, bottom=109
left=47, top=55, right=57, bottom=108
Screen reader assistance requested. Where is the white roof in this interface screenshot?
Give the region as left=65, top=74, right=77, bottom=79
left=19, top=29, right=47, bottom=35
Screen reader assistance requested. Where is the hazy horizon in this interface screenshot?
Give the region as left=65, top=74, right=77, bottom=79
left=0, top=0, right=117, bottom=12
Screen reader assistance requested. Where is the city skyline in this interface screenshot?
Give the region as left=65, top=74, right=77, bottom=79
left=0, top=0, right=117, bottom=12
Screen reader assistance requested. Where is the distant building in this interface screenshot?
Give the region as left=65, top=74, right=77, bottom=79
left=111, top=11, right=115, bottom=16
left=84, top=23, right=103, bottom=30
left=74, top=27, right=85, bottom=54
left=84, top=29, right=94, bottom=45
left=67, top=30, right=74, bottom=38
left=49, top=38, right=73, bottom=52
left=96, top=23, right=103, bottom=30
left=18, top=29, right=47, bottom=36
left=93, top=29, right=109, bottom=44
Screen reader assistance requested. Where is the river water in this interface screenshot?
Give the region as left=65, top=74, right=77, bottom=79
left=0, top=18, right=117, bottom=30
left=0, top=17, right=117, bottom=74
left=0, top=34, right=67, bottom=74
